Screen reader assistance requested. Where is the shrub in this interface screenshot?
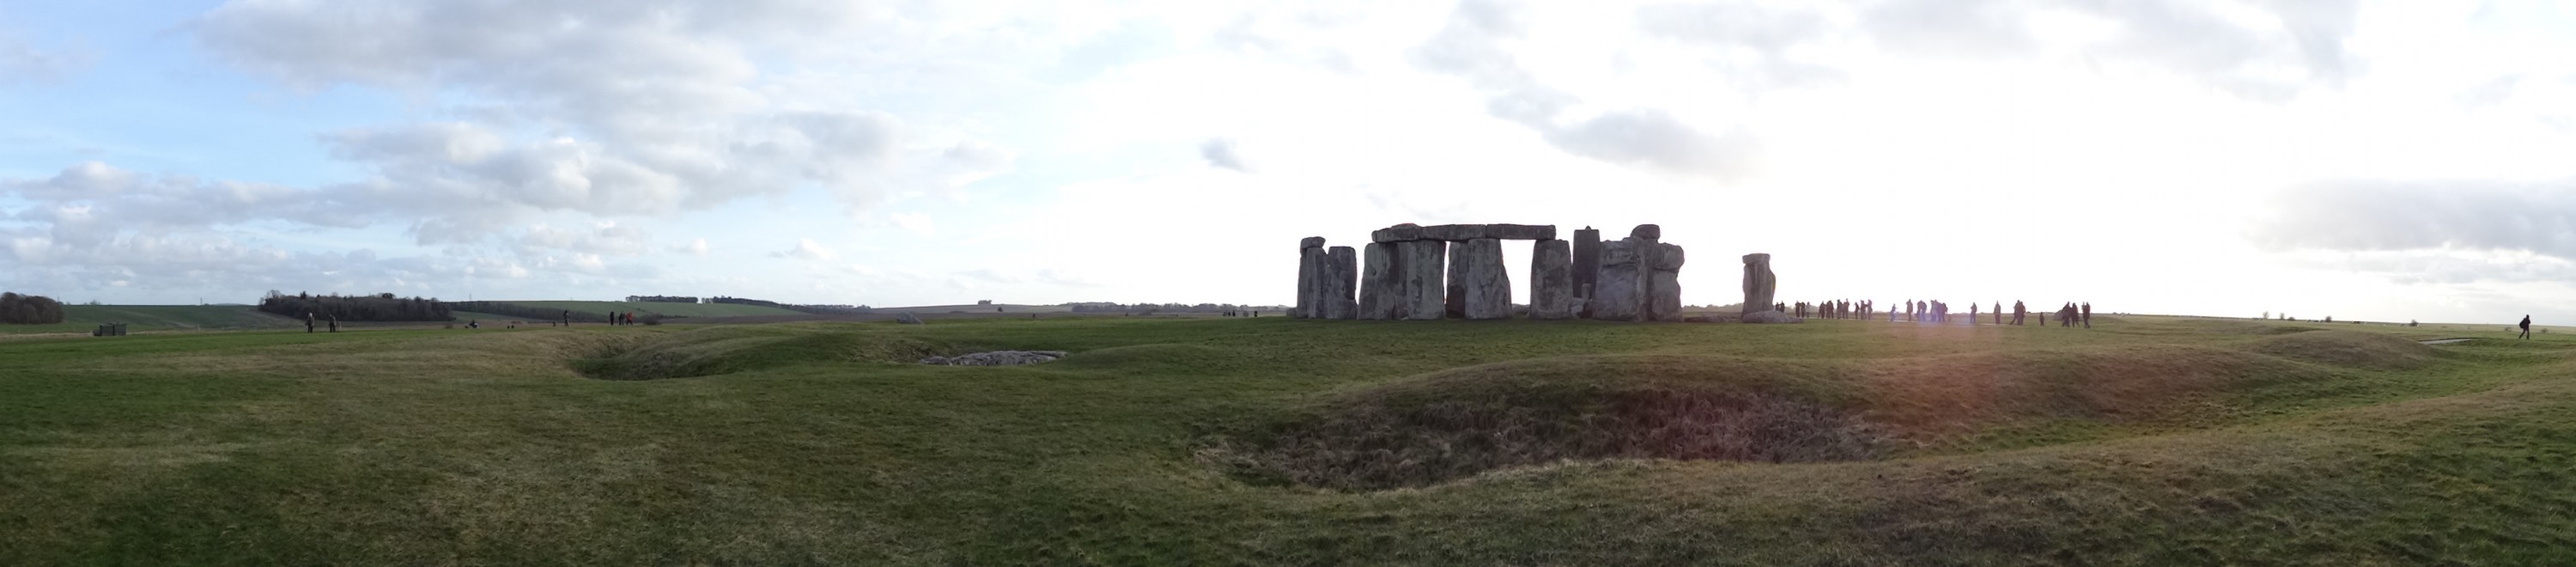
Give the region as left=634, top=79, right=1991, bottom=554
left=0, top=292, right=67, bottom=325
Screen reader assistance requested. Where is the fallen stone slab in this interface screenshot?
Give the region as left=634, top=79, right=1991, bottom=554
left=896, top=313, right=926, bottom=325
left=920, top=351, right=1070, bottom=366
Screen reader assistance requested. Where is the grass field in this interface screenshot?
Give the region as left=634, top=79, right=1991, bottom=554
left=2, top=314, right=2573, bottom=564
left=0, top=304, right=302, bottom=334
left=477, top=300, right=807, bottom=318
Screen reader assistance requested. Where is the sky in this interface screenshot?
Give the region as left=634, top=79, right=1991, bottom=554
left=3, top=0, right=2575, bottom=323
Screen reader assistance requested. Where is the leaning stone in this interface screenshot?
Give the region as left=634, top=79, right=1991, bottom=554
left=1325, top=246, right=1359, bottom=320
left=1420, top=223, right=1488, bottom=241
left=1741, top=310, right=1803, bottom=324
left=1359, top=242, right=1405, bottom=320
left=1528, top=239, right=1573, bottom=320
left=1591, top=240, right=1645, bottom=321
left=1741, top=253, right=1776, bottom=316
left=1631, top=224, right=1661, bottom=240
left=1371, top=223, right=1424, bottom=243
left=1454, top=238, right=1512, bottom=320
left=1400, top=240, right=1447, bottom=320
left=1485, top=223, right=1557, bottom=241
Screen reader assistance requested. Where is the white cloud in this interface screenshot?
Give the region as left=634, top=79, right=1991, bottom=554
left=773, top=238, right=836, bottom=261
left=672, top=237, right=710, bottom=256
left=890, top=212, right=935, bottom=237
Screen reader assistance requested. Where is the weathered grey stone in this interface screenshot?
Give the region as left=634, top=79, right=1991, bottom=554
left=1301, top=236, right=1326, bottom=249
left=1741, top=310, right=1802, bottom=324
left=1485, top=223, right=1557, bottom=241
left=1399, top=240, right=1446, bottom=320
left=1741, top=253, right=1777, bottom=316
left=1455, top=238, right=1512, bottom=319
left=1325, top=246, right=1358, bottom=320
left=896, top=312, right=925, bottom=325
left=1572, top=227, right=1601, bottom=315
left=1529, top=239, right=1573, bottom=320
left=1650, top=242, right=1686, bottom=271
left=1649, top=243, right=1684, bottom=321
left=1371, top=223, right=1423, bottom=243
left=1631, top=224, right=1661, bottom=240
left=1591, top=240, right=1645, bottom=321
left=1295, top=245, right=1321, bottom=319
left=1359, top=242, right=1404, bottom=320
left=1421, top=223, right=1488, bottom=241
left=1445, top=248, right=1467, bottom=319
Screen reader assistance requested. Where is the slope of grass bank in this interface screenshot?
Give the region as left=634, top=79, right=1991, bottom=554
left=0, top=315, right=2570, bottom=564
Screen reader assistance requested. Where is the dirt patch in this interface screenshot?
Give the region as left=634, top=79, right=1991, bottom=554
left=570, top=327, right=948, bottom=381
left=1201, top=357, right=1889, bottom=491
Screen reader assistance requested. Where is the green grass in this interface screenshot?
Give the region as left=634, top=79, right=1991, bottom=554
left=0, top=305, right=303, bottom=334
left=2, top=315, right=2573, bottom=564
left=479, top=300, right=806, bottom=318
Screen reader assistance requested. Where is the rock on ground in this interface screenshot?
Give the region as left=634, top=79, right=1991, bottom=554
left=1741, top=310, right=1802, bottom=324
left=896, top=313, right=926, bottom=325
left=920, top=351, right=1070, bottom=366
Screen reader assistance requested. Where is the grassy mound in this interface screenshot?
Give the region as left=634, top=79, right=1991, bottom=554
left=2249, top=329, right=2437, bottom=369
left=570, top=326, right=950, bottom=381
left=1213, top=344, right=2355, bottom=491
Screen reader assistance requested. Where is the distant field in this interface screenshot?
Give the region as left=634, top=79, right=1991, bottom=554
left=0, top=304, right=301, bottom=334
left=477, top=300, right=805, bottom=318
left=879, top=303, right=1073, bottom=314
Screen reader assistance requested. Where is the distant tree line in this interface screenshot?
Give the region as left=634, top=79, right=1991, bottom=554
left=707, top=296, right=787, bottom=308
left=444, top=301, right=611, bottom=323
left=1064, top=302, right=1282, bottom=314
left=624, top=296, right=700, bottom=303
left=786, top=304, right=875, bottom=314
left=258, top=291, right=452, bottom=321
left=0, top=292, right=67, bottom=325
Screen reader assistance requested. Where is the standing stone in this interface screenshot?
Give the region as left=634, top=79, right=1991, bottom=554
left=1325, top=247, right=1358, bottom=320
left=1649, top=242, right=1685, bottom=321
left=1359, top=242, right=1404, bottom=320
left=1530, top=239, right=1573, bottom=320
left=1445, top=250, right=1467, bottom=319
left=1455, top=238, right=1512, bottom=320
left=1295, top=238, right=1322, bottom=319
left=1741, top=253, right=1777, bottom=316
left=1399, top=240, right=1446, bottom=320
left=1592, top=240, right=1646, bottom=321
left=1572, top=227, right=1601, bottom=316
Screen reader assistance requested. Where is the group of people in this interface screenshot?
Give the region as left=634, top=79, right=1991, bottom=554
left=1785, top=299, right=2095, bottom=328
left=302, top=311, right=337, bottom=332
left=605, top=311, right=639, bottom=326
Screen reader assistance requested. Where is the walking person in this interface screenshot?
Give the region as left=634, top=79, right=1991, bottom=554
left=2081, top=302, right=2093, bottom=328
left=2520, top=315, right=2533, bottom=339
left=305, top=312, right=315, bottom=333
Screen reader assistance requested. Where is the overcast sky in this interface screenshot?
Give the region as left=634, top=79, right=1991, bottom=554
left=4, top=1, right=2575, bottom=323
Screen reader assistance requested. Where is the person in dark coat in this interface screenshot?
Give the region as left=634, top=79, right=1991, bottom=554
left=2520, top=315, right=2533, bottom=339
